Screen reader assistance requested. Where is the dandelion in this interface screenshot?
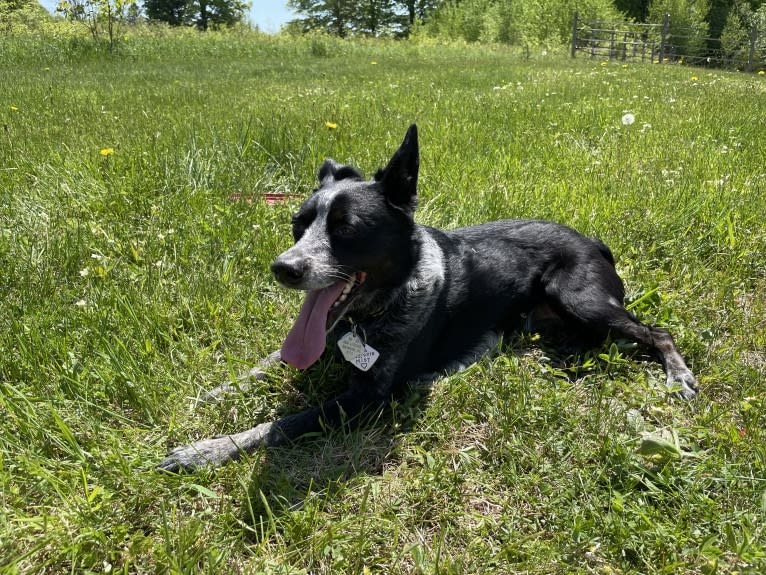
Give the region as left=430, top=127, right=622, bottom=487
left=621, top=113, right=635, bottom=126
left=75, top=299, right=87, bottom=309
left=79, top=268, right=89, bottom=277
left=99, top=147, right=114, bottom=156
left=691, top=76, right=698, bottom=81
left=9, top=106, right=18, bottom=111
left=325, top=121, right=338, bottom=130
left=370, top=61, right=377, bottom=65
left=600, top=61, right=608, bottom=67
left=759, top=70, right=765, bottom=76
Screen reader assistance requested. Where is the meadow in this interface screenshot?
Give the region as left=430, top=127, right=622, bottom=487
left=0, top=31, right=765, bottom=574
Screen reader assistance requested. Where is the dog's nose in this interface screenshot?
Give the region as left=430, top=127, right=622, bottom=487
left=271, top=257, right=307, bottom=286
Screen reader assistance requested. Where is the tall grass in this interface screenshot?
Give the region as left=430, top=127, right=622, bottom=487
left=1, top=32, right=765, bottom=573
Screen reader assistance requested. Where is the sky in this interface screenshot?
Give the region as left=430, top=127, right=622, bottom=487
left=37, top=0, right=296, bottom=33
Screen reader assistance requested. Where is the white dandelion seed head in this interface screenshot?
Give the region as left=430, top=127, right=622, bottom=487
left=621, top=113, right=635, bottom=126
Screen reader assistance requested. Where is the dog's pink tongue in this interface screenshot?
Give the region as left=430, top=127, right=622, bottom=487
left=281, top=281, right=347, bottom=369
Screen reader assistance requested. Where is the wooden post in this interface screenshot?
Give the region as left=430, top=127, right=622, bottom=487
left=659, top=13, right=669, bottom=63
left=571, top=11, right=579, bottom=58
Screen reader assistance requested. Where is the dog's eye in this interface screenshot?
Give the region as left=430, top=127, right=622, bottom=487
left=292, top=220, right=306, bottom=240
left=291, top=213, right=312, bottom=240
left=333, top=224, right=356, bottom=238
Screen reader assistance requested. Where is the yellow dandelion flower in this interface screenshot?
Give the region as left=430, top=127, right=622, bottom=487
left=325, top=121, right=338, bottom=130
left=600, top=61, right=608, bottom=67
left=758, top=70, right=765, bottom=76
left=99, top=147, right=115, bottom=156
left=10, top=106, right=18, bottom=111
left=691, top=76, right=698, bottom=81
left=371, top=61, right=378, bottom=65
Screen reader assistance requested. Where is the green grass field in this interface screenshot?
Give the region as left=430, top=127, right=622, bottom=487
left=1, top=31, right=765, bottom=574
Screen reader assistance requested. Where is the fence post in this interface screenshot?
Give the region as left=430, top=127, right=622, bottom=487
left=659, top=12, right=669, bottom=63
left=747, top=22, right=757, bottom=72
left=571, top=11, right=579, bottom=58
left=590, top=20, right=597, bottom=58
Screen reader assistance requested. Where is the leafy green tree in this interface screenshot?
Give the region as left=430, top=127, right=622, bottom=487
left=287, top=0, right=439, bottom=36
left=613, top=0, right=650, bottom=20
left=191, top=0, right=247, bottom=29
left=648, top=0, right=710, bottom=59
left=288, top=0, right=357, bottom=36
left=144, top=0, right=247, bottom=29
left=355, top=0, right=400, bottom=35
left=56, top=0, right=138, bottom=49
left=0, top=0, right=52, bottom=32
left=398, top=0, right=439, bottom=27
left=144, top=0, right=187, bottom=25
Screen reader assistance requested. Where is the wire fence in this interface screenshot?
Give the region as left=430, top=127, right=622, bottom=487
left=571, top=12, right=764, bottom=72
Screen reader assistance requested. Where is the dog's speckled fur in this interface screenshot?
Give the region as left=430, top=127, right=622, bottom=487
left=158, top=125, right=696, bottom=473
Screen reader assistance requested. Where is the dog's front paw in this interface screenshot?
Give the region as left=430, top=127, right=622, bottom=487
left=157, top=436, right=242, bottom=473
left=666, top=369, right=698, bottom=400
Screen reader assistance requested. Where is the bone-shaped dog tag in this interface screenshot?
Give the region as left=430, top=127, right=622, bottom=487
left=338, top=332, right=366, bottom=361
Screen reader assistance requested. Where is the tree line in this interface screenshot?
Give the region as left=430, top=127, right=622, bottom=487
left=2, top=0, right=764, bottom=53
left=285, top=0, right=766, bottom=50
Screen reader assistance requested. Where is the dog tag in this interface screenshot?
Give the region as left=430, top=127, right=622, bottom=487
left=349, top=344, right=380, bottom=372
left=338, top=332, right=366, bottom=361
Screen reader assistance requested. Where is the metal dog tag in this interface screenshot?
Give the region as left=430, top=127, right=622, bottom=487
left=338, top=332, right=366, bottom=361
left=337, top=332, right=379, bottom=371
left=349, top=344, right=379, bottom=372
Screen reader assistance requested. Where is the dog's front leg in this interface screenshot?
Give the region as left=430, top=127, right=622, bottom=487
left=157, top=378, right=390, bottom=473
left=201, top=350, right=282, bottom=403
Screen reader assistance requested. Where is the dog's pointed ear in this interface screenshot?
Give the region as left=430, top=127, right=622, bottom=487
left=375, top=124, right=419, bottom=213
left=318, top=159, right=364, bottom=186
left=318, top=159, right=342, bottom=183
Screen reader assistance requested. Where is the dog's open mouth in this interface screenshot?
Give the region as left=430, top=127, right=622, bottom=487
left=281, top=272, right=367, bottom=369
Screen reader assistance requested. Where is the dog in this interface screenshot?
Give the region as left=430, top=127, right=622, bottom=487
left=158, top=124, right=698, bottom=472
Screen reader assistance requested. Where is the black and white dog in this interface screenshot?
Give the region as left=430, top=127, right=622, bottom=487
left=159, top=125, right=697, bottom=472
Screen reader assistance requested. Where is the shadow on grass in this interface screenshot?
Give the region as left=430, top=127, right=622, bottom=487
left=239, top=359, right=433, bottom=536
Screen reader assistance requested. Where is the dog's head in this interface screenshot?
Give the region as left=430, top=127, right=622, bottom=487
left=272, top=124, right=420, bottom=368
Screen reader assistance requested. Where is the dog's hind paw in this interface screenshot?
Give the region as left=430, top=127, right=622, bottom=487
left=157, top=436, right=242, bottom=473
left=666, top=370, right=698, bottom=400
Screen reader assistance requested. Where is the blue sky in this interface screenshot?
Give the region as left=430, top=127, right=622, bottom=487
left=37, top=0, right=295, bottom=33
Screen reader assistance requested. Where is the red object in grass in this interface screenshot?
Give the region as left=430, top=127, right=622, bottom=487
left=227, top=192, right=302, bottom=205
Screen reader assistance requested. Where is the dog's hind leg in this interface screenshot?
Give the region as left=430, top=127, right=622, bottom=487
left=548, top=267, right=698, bottom=399
left=605, top=312, right=697, bottom=399
left=412, top=330, right=502, bottom=388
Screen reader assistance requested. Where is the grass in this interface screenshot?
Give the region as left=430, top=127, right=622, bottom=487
left=1, top=30, right=765, bottom=574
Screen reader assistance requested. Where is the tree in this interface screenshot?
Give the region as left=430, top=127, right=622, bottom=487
left=648, top=0, right=710, bottom=59
left=56, top=0, right=138, bottom=50
left=613, top=0, right=651, bottom=21
left=288, top=0, right=357, bottom=36
left=398, top=0, right=440, bottom=27
left=144, top=0, right=247, bottom=29
left=191, top=0, right=247, bottom=30
left=0, top=0, right=52, bottom=32
left=356, top=0, right=400, bottom=35
left=287, top=0, right=440, bottom=36
left=144, top=0, right=187, bottom=25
